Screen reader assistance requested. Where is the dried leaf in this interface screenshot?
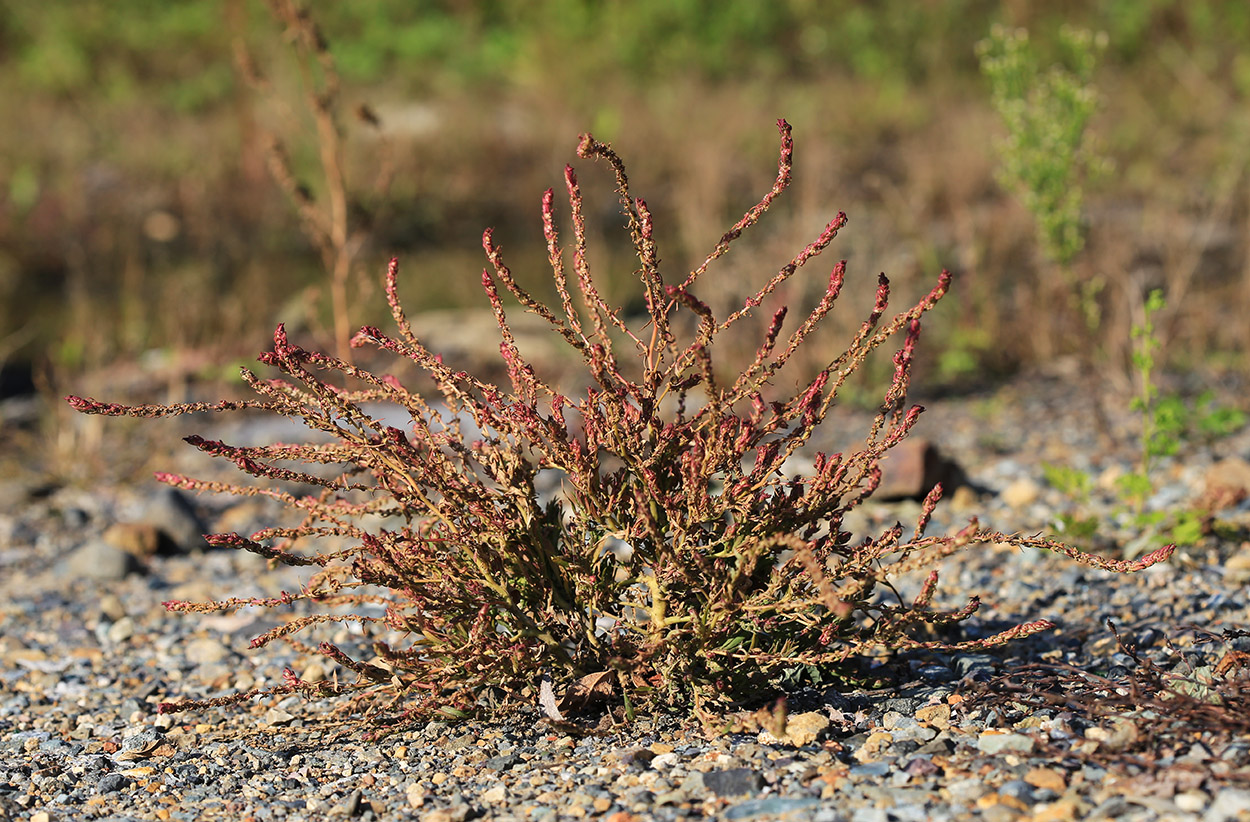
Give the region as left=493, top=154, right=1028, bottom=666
left=558, top=670, right=618, bottom=714
left=538, top=674, right=563, bottom=721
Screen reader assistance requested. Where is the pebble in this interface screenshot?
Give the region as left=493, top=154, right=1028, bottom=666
left=758, top=711, right=830, bottom=747
left=704, top=768, right=766, bottom=797
left=64, top=539, right=142, bottom=580
left=724, top=797, right=823, bottom=819
left=1205, top=789, right=1250, bottom=822
left=183, top=637, right=233, bottom=665
left=1001, top=477, right=1042, bottom=508
left=141, top=487, right=208, bottom=550
left=976, top=731, right=1035, bottom=754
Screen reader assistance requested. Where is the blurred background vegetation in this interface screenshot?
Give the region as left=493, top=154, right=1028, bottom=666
left=2, top=0, right=1248, bottom=408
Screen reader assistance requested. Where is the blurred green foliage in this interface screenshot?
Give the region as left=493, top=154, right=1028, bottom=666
left=3, top=0, right=1250, bottom=376
left=5, top=1, right=1250, bottom=103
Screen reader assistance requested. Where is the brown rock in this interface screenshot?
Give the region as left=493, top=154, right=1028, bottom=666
left=758, top=711, right=831, bottom=747
left=1025, top=767, right=1067, bottom=792
left=1031, top=797, right=1083, bottom=822
left=103, top=522, right=163, bottom=558
left=877, top=438, right=967, bottom=501
left=1002, top=478, right=1041, bottom=508
left=915, top=703, right=951, bottom=730
left=1204, top=457, right=1250, bottom=508
left=1225, top=543, right=1250, bottom=583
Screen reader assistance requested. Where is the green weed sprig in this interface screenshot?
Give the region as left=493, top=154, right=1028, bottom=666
left=978, top=24, right=1108, bottom=330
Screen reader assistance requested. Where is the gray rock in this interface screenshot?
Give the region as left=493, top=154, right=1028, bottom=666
left=851, top=807, right=890, bottom=822
left=1088, top=795, right=1128, bottom=819
left=998, top=779, right=1036, bottom=804
left=336, top=789, right=364, bottom=816
left=953, top=654, right=996, bottom=677
left=723, top=797, right=823, bottom=819
left=915, top=663, right=956, bottom=683
left=704, top=768, right=765, bottom=797
left=850, top=761, right=891, bottom=777
left=143, top=488, right=207, bottom=551
left=65, top=540, right=143, bottom=580
left=1205, top=789, right=1250, bottom=822
left=915, top=736, right=954, bottom=756
left=183, top=637, right=234, bottom=666
left=97, top=773, right=130, bottom=793
left=679, top=772, right=706, bottom=794
left=975, top=732, right=1034, bottom=754
left=484, top=753, right=521, bottom=771
left=106, top=617, right=135, bottom=643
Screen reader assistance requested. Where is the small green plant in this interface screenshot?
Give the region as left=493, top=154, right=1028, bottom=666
left=977, top=24, right=1108, bottom=330
left=1040, top=463, right=1100, bottom=542
left=68, top=122, right=1171, bottom=734
left=1119, top=289, right=1171, bottom=506
left=1044, top=288, right=1245, bottom=552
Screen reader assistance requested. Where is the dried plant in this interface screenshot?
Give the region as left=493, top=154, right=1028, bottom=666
left=236, top=0, right=395, bottom=363
left=68, top=121, right=1172, bottom=734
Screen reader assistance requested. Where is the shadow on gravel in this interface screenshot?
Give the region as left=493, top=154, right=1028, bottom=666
left=962, top=623, right=1250, bottom=786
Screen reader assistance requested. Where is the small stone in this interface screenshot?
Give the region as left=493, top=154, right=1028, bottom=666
left=1024, top=767, right=1066, bottom=792
left=1205, top=788, right=1250, bottom=822
left=484, top=753, right=521, bottom=771
left=954, top=654, right=996, bottom=677
left=1002, top=478, right=1041, bottom=508
left=102, top=522, right=163, bottom=558
left=97, top=773, right=129, bottom=793
left=480, top=784, right=507, bottom=804
left=998, top=779, right=1036, bottom=804
left=723, top=797, right=822, bottom=819
left=679, top=772, right=705, bottom=794
left=65, top=541, right=142, bottom=581
left=650, top=752, right=680, bottom=770
left=876, top=438, right=966, bottom=501
left=758, top=711, right=831, bottom=747
left=336, top=790, right=363, bottom=816
left=183, top=637, right=233, bottom=666
left=1174, top=791, right=1208, bottom=812
left=1032, top=798, right=1082, bottom=822
left=903, top=756, right=939, bottom=777
left=850, top=761, right=891, bottom=778
left=915, top=736, right=954, bottom=756
left=915, top=663, right=955, bottom=682
left=98, top=594, right=127, bottom=622
left=1204, top=457, right=1250, bottom=503
left=106, top=617, right=135, bottom=643
left=142, top=488, right=207, bottom=551
left=264, top=708, right=295, bottom=727
left=1224, top=543, right=1250, bottom=584
left=1088, top=795, right=1127, bottom=820
left=851, top=808, right=890, bottom=822
left=914, top=704, right=950, bottom=730
left=703, top=768, right=765, bottom=797
left=976, top=731, right=1034, bottom=754
left=946, top=777, right=988, bottom=801
left=406, top=783, right=426, bottom=809
left=30, top=812, right=52, bottom=822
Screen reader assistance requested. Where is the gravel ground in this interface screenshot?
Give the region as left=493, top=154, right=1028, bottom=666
left=2, top=370, right=1250, bottom=822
